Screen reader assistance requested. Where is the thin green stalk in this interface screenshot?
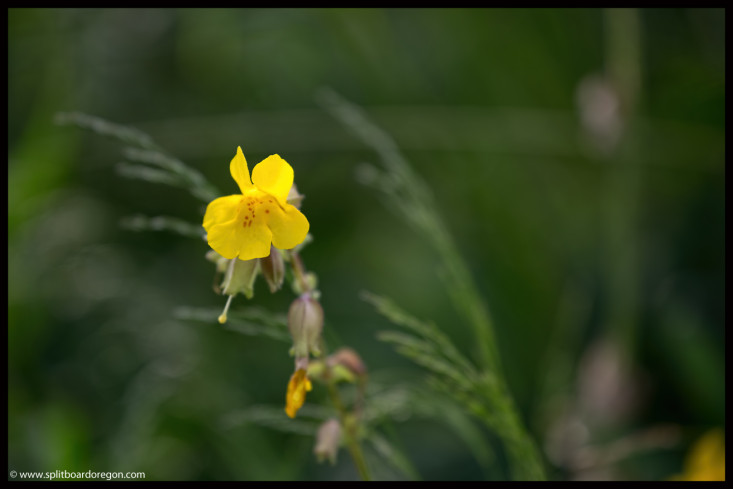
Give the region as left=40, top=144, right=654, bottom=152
left=291, top=250, right=372, bottom=481
left=290, top=251, right=311, bottom=294
left=326, top=380, right=371, bottom=481
left=602, top=8, right=643, bottom=364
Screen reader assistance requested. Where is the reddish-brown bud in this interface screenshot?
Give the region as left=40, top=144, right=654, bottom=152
left=327, top=347, right=367, bottom=378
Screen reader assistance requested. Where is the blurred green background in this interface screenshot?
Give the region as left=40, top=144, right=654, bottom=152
left=8, top=8, right=725, bottom=481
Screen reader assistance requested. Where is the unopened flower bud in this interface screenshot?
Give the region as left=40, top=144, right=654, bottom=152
left=260, top=246, right=285, bottom=293
left=327, top=347, right=367, bottom=378
left=288, top=294, right=323, bottom=359
left=314, top=418, right=342, bottom=465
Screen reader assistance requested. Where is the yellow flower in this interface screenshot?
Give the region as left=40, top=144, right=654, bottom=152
left=285, top=368, right=312, bottom=418
left=203, top=147, right=309, bottom=261
left=670, top=429, right=725, bottom=481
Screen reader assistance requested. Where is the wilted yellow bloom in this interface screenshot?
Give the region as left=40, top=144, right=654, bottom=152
left=285, top=368, right=312, bottom=418
left=670, top=429, right=725, bottom=481
left=203, top=147, right=309, bottom=261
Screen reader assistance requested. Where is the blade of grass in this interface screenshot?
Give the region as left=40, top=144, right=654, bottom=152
left=319, top=87, right=546, bottom=478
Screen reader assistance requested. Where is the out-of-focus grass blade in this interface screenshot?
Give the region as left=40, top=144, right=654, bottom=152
left=120, top=214, right=205, bottom=239
left=174, top=306, right=290, bottom=342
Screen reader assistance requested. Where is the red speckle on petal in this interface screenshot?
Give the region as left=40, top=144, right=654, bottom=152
left=265, top=209, right=269, bottom=214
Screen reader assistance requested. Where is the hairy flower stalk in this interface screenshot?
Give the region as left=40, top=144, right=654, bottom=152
left=287, top=250, right=371, bottom=480
left=283, top=247, right=323, bottom=420
left=201, top=146, right=371, bottom=479
left=285, top=292, right=323, bottom=419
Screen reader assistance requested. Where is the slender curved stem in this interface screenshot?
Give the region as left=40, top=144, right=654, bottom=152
left=326, top=380, right=371, bottom=481
left=291, top=250, right=372, bottom=481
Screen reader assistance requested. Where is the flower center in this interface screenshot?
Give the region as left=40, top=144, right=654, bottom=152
left=239, top=190, right=277, bottom=228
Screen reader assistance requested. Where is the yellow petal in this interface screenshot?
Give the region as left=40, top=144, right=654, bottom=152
left=236, top=221, right=273, bottom=260
left=285, top=369, right=312, bottom=418
left=203, top=194, right=241, bottom=232
left=203, top=195, right=241, bottom=259
left=230, top=146, right=254, bottom=194
left=207, top=220, right=273, bottom=261
left=686, top=429, right=726, bottom=481
left=252, top=154, right=294, bottom=208
left=204, top=195, right=274, bottom=260
left=267, top=203, right=309, bottom=250
left=206, top=220, right=242, bottom=260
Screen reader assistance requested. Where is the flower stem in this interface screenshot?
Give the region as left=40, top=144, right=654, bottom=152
left=292, top=251, right=371, bottom=480
left=326, top=377, right=371, bottom=481
left=290, top=251, right=311, bottom=294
